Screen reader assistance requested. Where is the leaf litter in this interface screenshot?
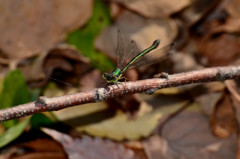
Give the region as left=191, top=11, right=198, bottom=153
left=144, top=111, right=237, bottom=159
left=1, top=0, right=240, bottom=158
left=0, top=0, right=92, bottom=60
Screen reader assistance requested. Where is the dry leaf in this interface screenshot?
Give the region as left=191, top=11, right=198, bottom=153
left=210, top=94, right=238, bottom=138
left=0, top=0, right=92, bottom=59
left=179, top=0, right=222, bottom=26
left=95, top=10, right=177, bottom=60
left=225, top=80, right=240, bottom=125
left=20, top=138, right=64, bottom=152
left=198, top=34, right=240, bottom=66
left=53, top=95, right=189, bottom=141
left=195, top=92, right=223, bottom=116
left=42, top=128, right=140, bottom=159
left=226, top=0, right=240, bottom=19
left=20, top=44, right=91, bottom=87
left=171, top=52, right=204, bottom=73
left=109, top=0, right=190, bottom=18
left=144, top=111, right=237, bottom=159
left=210, top=18, right=240, bottom=34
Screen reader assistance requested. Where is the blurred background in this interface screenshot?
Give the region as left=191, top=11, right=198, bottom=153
left=0, top=0, right=240, bottom=158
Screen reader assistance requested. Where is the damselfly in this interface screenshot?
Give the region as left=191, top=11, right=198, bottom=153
left=103, top=30, right=175, bottom=84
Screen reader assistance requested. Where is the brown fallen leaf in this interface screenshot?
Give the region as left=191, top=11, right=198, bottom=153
left=0, top=137, right=66, bottom=159
left=198, top=33, right=240, bottom=66
left=195, top=92, right=223, bottom=116
left=0, top=0, right=92, bottom=60
left=209, top=18, right=240, bottom=34
left=174, top=0, right=223, bottom=49
left=191, top=81, right=225, bottom=117
left=225, top=80, right=240, bottom=123
left=20, top=44, right=92, bottom=87
left=210, top=93, right=238, bottom=138
left=179, top=0, right=222, bottom=27
left=172, top=52, right=204, bottom=73
left=95, top=10, right=177, bottom=60
left=108, top=0, right=190, bottom=18
left=184, top=1, right=240, bottom=67
left=0, top=147, right=19, bottom=159
left=226, top=0, right=240, bottom=19
left=144, top=111, right=237, bottom=159
left=225, top=79, right=240, bottom=159
left=42, top=127, right=141, bottom=159
left=20, top=138, right=64, bottom=153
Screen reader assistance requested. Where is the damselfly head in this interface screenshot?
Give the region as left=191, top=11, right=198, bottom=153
left=103, top=73, right=113, bottom=81
left=102, top=73, right=108, bottom=80
left=103, top=73, right=117, bottom=83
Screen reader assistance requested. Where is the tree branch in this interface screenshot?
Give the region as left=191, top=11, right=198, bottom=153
left=1, top=66, right=240, bottom=123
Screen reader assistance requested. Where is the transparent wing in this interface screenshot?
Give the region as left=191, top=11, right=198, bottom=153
left=116, top=29, right=125, bottom=69
left=116, top=30, right=139, bottom=69
left=128, top=43, right=176, bottom=70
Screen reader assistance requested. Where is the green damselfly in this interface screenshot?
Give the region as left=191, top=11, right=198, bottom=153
left=103, top=30, right=175, bottom=84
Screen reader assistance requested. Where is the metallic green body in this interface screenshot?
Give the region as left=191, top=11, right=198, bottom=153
left=121, top=40, right=160, bottom=73
left=103, top=39, right=160, bottom=84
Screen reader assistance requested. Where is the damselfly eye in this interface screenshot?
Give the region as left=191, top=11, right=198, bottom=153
left=102, top=73, right=107, bottom=79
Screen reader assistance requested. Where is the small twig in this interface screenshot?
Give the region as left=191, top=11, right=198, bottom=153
left=0, top=66, right=240, bottom=123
